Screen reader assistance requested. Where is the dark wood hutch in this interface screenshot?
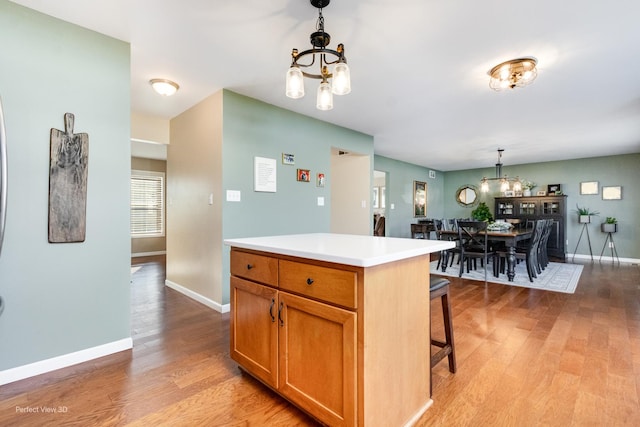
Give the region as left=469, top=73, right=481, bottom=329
left=494, top=195, right=568, bottom=260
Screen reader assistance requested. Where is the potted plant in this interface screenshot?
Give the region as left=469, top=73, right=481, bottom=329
left=601, top=217, right=618, bottom=233
left=574, top=204, right=599, bottom=224
left=471, top=202, right=494, bottom=222
left=521, top=179, right=536, bottom=197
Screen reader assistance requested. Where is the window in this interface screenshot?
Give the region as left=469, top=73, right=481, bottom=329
left=131, top=170, right=165, bottom=237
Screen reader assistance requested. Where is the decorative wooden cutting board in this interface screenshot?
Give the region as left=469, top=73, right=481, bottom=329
left=48, top=113, right=89, bottom=243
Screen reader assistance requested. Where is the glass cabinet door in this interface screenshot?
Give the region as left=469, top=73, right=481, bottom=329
left=542, top=201, right=560, bottom=215
left=497, top=201, right=514, bottom=216
left=519, top=202, right=536, bottom=215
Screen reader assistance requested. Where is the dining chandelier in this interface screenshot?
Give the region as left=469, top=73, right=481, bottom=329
left=488, top=57, right=538, bottom=91
left=480, top=149, right=522, bottom=193
left=285, top=0, right=351, bottom=111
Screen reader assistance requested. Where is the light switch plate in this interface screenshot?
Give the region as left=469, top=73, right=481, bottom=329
left=226, top=190, right=241, bottom=202
left=317, top=196, right=324, bottom=206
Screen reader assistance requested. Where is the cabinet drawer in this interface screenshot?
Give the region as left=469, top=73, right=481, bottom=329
left=279, top=260, right=357, bottom=309
left=231, top=250, right=278, bottom=286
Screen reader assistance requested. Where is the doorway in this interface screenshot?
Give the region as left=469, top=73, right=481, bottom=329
left=330, top=148, right=371, bottom=235
left=373, top=170, right=387, bottom=236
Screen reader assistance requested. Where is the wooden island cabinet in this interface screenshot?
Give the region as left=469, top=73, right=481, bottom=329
left=226, top=233, right=455, bottom=427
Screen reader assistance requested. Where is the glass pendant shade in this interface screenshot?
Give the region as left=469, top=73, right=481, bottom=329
left=331, top=62, right=351, bottom=95
left=500, top=179, right=510, bottom=193
left=512, top=179, right=522, bottom=192
left=286, top=66, right=305, bottom=99
left=316, top=81, right=333, bottom=110
left=480, top=179, right=489, bottom=193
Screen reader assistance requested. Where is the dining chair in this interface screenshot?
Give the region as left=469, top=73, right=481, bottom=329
left=494, top=220, right=545, bottom=282
left=455, top=220, right=492, bottom=281
left=537, top=219, right=553, bottom=271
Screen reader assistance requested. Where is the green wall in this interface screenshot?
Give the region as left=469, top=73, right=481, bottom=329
left=373, top=155, right=444, bottom=238
left=0, top=1, right=131, bottom=371
left=221, top=91, right=374, bottom=303
left=443, top=154, right=640, bottom=259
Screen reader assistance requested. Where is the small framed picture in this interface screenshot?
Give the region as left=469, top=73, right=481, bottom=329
left=282, top=153, right=295, bottom=165
left=547, top=184, right=561, bottom=195
left=504, top=190, right=515, bottom=197
left=297, top=169, right=310, bottom=182
left=515, top=190, right=523, bottom=197
left=536, top=190, right=547, bottom=196
left=413, top=180, right=427, bottom=217
left=429, top=170, right=436, bottom=179
left=580, top=181, right=598, bottom=195
left=602, top=186, right=622, bottom=200
left=316, top=173, right=325, bottom=187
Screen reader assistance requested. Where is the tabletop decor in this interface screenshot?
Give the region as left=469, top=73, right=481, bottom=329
left=471, top=201, right=493, bottom=222
left=521, top=179, right=536, bottom=196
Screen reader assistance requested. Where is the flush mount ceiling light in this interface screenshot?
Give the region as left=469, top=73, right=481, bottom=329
left=488, top=57, right=538, bottom=91
left=480, top=149, right=522, bottom=193
left=149, top=79, right=179, bottom=96
left=286, top=0, right=351, bottom=111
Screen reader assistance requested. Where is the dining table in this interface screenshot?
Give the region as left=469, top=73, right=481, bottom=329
left=438, top=228, right=532, bottom=281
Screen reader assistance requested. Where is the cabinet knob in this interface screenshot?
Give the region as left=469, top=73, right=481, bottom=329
left=246, top=264, right=253, bottom=270
left=306, top=278, right=314, bottom=285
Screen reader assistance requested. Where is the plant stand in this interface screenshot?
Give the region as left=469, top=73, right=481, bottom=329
left=599, top=232, right=620, bottom=265
left=572, top=223, right=593, bottom=263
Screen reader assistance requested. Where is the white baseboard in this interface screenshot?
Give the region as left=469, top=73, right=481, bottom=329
left=165, top=279, right=230, bottom=313
left=0, top=337, right=133, bottom=386
left=131, top=251, right=166, bottom=258
left=568, top=253, right=639, bottom=265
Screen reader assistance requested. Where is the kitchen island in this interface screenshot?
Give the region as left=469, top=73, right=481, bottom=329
left=225, top=233, right=455, bottom=427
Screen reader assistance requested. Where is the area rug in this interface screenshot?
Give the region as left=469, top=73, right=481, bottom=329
left=430, top=260, right=583, bottom=294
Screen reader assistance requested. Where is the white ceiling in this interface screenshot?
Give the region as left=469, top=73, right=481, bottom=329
left=12, top=0, right=640, bottom=171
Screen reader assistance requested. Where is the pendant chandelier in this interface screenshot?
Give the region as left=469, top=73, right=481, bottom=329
left=480, top=149, right=522, bottom=193
left=488, top=57, right=538, bottom=91
left=285, top=0, right=351, bottom=111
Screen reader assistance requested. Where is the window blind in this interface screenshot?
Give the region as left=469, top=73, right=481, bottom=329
left=131, top=170, right=165, bottom=237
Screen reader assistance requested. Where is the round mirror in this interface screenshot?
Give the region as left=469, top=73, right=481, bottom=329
left=456, top=185, right=479, bottom=207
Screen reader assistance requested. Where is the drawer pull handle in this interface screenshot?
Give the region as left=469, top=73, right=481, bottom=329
left=269, top=298, right=276, bottom=323
left=278, top=302, right=284, bottom=326
left=306, top=278, right=314, bottom=285
left=246, top=264, right=253, bottom=270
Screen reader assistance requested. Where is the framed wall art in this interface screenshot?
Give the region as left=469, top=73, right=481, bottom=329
left=316, top=173, right=325, bottom=187
left=297, top=169, right=310, bottom=182
left=253, top=156, right=276, bottom=192
left=602, top=186, right=622, bottom=200
left=547, top=184, right=561, bottom=195
left=282, top=153, right=294, bottom=165
left=580, top=181, right=598, bottom=195
left=413, top=180, right=427, bottom=217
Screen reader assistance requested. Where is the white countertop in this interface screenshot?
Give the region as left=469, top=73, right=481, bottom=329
left=224, top=233, right=455, bottom=267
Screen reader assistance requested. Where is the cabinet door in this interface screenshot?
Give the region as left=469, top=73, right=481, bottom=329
left=278, top=292, right=356, bottom=427
left=230, top=276, right=278, bottom=388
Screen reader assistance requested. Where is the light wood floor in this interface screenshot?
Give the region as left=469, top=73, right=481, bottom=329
left=1, top=256, right=639, bottom=426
